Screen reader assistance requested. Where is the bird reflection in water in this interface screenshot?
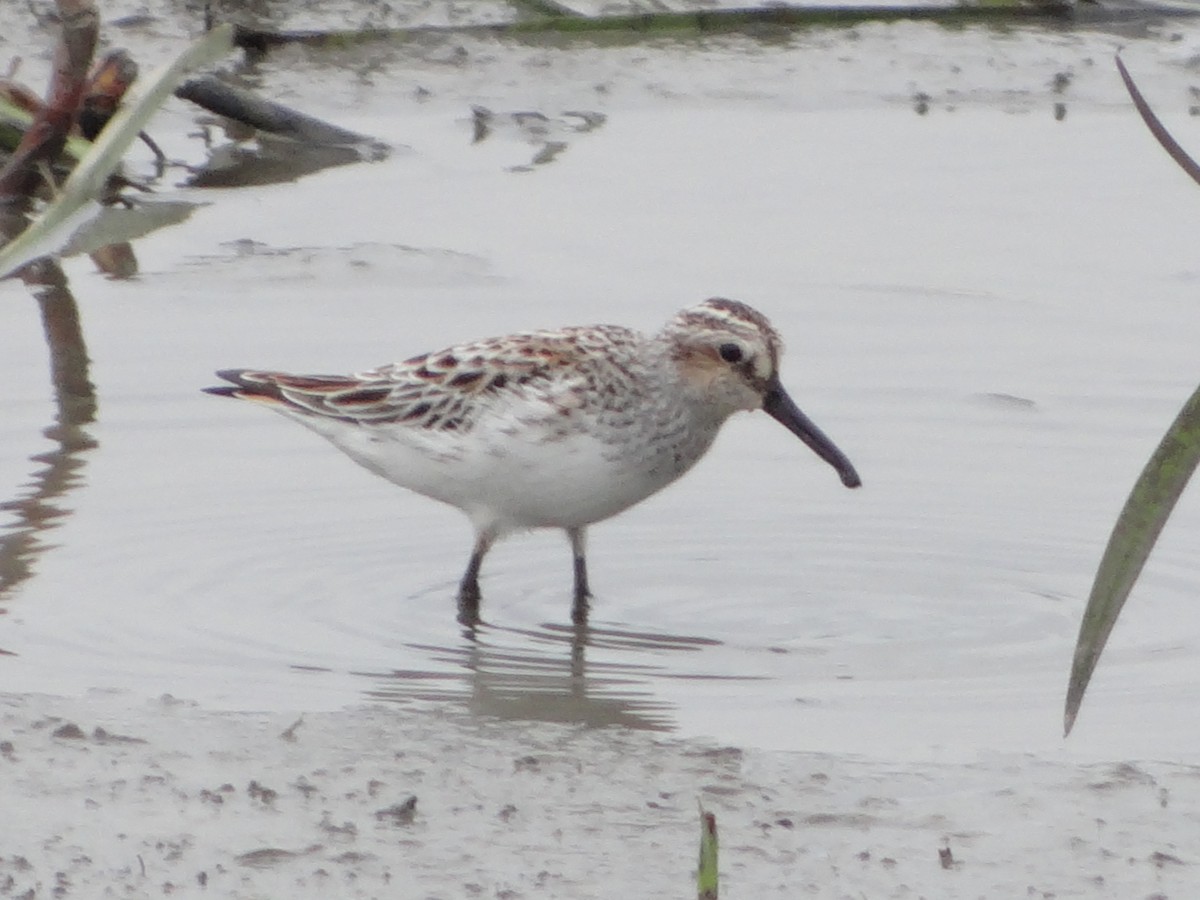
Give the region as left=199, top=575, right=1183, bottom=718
left=351, top=618, right=760, bottom=732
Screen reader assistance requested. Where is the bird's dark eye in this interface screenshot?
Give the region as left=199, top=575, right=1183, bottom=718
left=718, top=343, right=743, bottom=364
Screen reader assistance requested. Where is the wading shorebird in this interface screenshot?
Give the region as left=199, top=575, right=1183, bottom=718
left=205, top=298, right=861, bottom=624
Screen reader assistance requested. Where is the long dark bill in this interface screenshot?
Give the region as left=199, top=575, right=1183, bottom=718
left=762, top=378, right=861, bottom=488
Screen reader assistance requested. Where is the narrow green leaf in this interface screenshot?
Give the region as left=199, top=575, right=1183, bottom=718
left=0, top=97, right=93, bottom=162
left=0, top=24, right=233, bottom=279
left=1064, top=383, right=1200, bottom=735
left=697, top=801, right=718, bottom=900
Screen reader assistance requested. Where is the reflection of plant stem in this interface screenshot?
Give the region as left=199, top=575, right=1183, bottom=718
left=0, top=0, right=99, bottom=624
left=0, top=258, right=96, bottom=602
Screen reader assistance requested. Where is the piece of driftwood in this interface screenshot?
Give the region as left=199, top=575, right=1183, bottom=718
left=175, top=74, right=388, bottom=156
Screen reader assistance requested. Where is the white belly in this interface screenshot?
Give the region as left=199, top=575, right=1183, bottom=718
left=289, top=407, right=717, bottom=535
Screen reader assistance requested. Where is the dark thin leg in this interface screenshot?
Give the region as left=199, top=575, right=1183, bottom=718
left=457, top=529, right=495, bottom=626
left=568, top=527, right=590, bottom=625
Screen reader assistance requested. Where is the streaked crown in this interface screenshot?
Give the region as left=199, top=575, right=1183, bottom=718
left=659, top=297, right=785, bottom=414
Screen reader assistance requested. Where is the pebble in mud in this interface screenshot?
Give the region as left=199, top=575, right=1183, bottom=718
left=51, top=723, right=86, bottom=740
left=247, top=779, right=278, bottom=806
left=374, top=796, right=417, bottom=826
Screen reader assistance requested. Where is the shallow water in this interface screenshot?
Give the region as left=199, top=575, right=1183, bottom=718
left=4, top=13, right=1200, bottom=766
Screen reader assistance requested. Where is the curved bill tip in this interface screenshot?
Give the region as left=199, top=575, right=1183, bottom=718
left=836, top=463, right=863, bottom=489
left=762, top=380, right=861, bottom=489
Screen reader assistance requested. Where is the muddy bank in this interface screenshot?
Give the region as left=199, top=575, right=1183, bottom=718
left=0, top=691, right=1195, bottom=898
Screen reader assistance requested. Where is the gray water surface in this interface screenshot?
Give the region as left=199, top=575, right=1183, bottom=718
left=3, top=15, right=1200, bottom=763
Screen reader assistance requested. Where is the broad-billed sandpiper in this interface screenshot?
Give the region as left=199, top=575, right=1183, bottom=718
left=205, top=298, right=861, bottom=624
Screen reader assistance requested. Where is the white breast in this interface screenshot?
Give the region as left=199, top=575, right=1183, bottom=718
left=287, top=388, right=722, bottom=535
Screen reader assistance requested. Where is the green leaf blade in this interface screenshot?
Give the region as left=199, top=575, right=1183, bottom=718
left=1065, top=383, right=1200, bottom=735
left=697, top=802, right=718, bottom=900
